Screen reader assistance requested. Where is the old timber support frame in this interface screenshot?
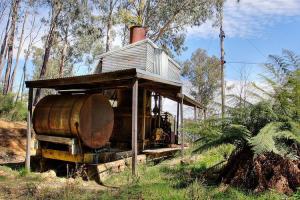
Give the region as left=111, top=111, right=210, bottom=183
left=25, top=88, right=33, bottom=171
left=24, top=69, right=204, bottom=177
left=180, top=94, right=184, bottom=157
left=132, top=79, right=138, bottom=176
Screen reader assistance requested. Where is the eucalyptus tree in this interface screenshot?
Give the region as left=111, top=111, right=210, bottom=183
left=93, top=0, right=120, bottom=52
left=119, top=0, right=218, bottom=55
left=9, top=0, right=32, bottom=92
left=0, top=4, right=11, bottom=80
left=32, top=0, right=104, bottom=83
left=33, top=0, right=62, bottom=105
left=3, top=0, right=21, bottom=95
left=182, top=48, right=221, bottom=119
left=16, top=14, right=41, bottom=102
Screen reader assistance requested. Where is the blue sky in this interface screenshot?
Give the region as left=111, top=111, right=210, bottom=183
left=1, top=0, right=300, bottom=92
left=176, top=0, right=300, bottom=82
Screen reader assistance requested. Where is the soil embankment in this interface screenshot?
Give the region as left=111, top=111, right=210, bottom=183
left=0, top=120, right=27, bottom=164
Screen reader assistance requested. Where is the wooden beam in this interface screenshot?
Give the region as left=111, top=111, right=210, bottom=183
left=180, top=95, right=184, bottom=158
left=194, top=106, right=197, bottom=121
left=25, top=88, right=33, bottom=171
left=176, top=102, right=179, bottom=136
left=141, top=89, right=146, bottom=150
left=132, top=79, right=138, bottom=176
left=25, top=68, right=137, bottom=89
left=36, top=135, right=76, bottom=146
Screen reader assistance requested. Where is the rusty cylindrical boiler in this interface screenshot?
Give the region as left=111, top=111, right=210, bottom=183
left=33, top=94, right=114, bottom=149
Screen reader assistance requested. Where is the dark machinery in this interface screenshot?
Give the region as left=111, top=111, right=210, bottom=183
left=32, top=90, right=174, bottom=164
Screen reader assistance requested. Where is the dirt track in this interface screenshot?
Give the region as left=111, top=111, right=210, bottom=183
left=0, top=120, right=27, bottom=164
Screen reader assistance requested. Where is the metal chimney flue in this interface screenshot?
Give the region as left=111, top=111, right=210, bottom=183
left=129, top=26, right=147, bottom=44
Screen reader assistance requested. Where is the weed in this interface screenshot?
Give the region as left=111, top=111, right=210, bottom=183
left=18, top=167, right=29, bottom=177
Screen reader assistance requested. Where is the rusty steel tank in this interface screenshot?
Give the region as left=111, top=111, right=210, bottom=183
left=33, top=94, right=114, bottom=149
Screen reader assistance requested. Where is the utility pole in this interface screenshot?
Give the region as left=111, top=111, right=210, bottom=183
left=219, top=3, right=225, bottom=119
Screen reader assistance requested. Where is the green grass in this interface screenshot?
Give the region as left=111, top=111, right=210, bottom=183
left=1, top=145, right=297, bottom=199
left=99, top=145, right=287, bottom=200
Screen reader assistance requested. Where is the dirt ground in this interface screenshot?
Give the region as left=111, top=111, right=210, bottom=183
left=0, top=166, right=107, bottom=200
left=0, top=120, right=27, bottom=164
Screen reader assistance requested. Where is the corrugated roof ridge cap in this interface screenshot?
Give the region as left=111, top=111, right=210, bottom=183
left=96, top=39, right=157, bottom=59
left=135, top=68, right=182, bottom=85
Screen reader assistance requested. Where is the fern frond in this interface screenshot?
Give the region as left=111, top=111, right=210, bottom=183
left=247, top=90, right=266, bottom=101
left=252, top=82, right=273, bottom=97
left=193, top=124, right=250, bottom=153
left=250, top=122, right=300, bottom=157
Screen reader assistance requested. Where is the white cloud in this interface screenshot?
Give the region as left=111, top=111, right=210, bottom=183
left=187, top=0, right=300, bottom=38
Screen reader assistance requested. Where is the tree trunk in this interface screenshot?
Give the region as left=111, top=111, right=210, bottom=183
left=59, top=25, right=68, bottom=77
left=16, top=43, right=30, bottom=102
left=33, top=1, right=61, bottom=105
left=0, top=7, right=11, bottom=78
left=105, top=0, right=113, bottom=52
left=3, top=0, right=20, bottom=95
left=9, top=9, right=28, bottom=92
left=0, top=47, right=8, bottom=80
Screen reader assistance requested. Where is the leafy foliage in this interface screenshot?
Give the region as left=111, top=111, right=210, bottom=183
left=189, top=51, right=300, bottom=158
left=250, top=122, right=300, bottom=157
left=182, top=48, right=221, bottom=116
left=0, top=93, right=27, bottom=121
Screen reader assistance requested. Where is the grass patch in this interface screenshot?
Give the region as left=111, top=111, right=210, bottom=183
left=99, top=145, right=286, bottom=200
left=0, top=176, right=6, bottom=181
left=0, top=145, right=293, bottom=199
left=18, top=167, right=29, bottom=177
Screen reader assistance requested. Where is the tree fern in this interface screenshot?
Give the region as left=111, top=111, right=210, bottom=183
left=193, top=124, right=250, bottom=153
left=250, top=122, right=300, bottom=158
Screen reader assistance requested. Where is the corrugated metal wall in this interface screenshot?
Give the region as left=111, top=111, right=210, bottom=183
left=101, top=40, right=181, bottom=82
left=102, top=42, right=148, bottom=72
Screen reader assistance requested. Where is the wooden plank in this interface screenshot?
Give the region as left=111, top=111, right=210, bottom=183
left=96, top=155, right=146, bottom=182
left=41, top=149, right=85, bottom=163
left=36, top=135, right=75, bottom=146
left=25, top=68, right=137, bottom=88
left=180, top=95, right=184, bottom=157
left=25, top=88, right=33, bottom=171
left=132, top=79, right=138, bottom=176
left=143, top=147, right=188, bottom=160
left=143, top=147, right=182, bottom=154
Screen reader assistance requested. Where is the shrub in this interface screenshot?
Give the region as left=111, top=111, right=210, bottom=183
left=0, top=93, right=27, bottom=121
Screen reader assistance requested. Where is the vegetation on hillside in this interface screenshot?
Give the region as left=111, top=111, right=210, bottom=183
left=2, top=146, right=299, bottom=200
left=0, top=93, right=27, bottom=121
left=184, top=50, right=300, bottom=194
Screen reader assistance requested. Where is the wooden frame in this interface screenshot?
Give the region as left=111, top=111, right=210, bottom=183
left=180, top=94, right=184, bottom=157
left=132, top=79, right=138, bottom=176
left=25, top=88, right=33, bottom=171
left=25, top=69, right=204, bottom=176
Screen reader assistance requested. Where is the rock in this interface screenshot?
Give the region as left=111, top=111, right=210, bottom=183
left=41, top=170, right=56, bottom=179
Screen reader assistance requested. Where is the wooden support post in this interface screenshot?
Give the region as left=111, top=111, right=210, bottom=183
left=193, top=106, right=197, bottom=142
left=132, top=79, right=138, bottom=176
left=141, top=89, right=146, bottom=150
left=25, top=88, right=33, bottom=171
left=194, top=106, right=197, bottom=121
left=180, top=96, right=184, bottom=157
left=176, top=102, right=179, bottom=136
left=172, top=116, right=176, bottom=144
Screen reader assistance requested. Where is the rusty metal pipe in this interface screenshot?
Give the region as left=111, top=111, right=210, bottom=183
left=129, top=26, right=147, bottom=44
